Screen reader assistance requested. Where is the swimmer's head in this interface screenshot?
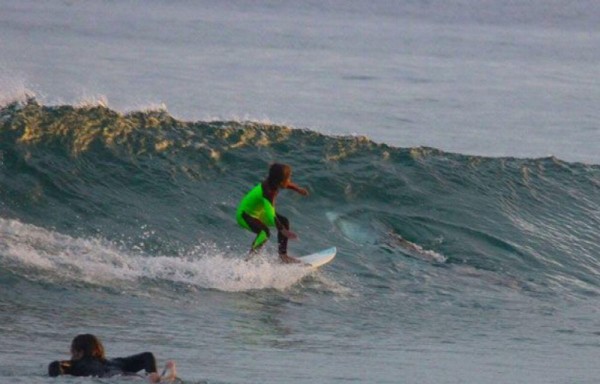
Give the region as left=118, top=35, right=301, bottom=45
left=70, top=334, right=106, bottom=360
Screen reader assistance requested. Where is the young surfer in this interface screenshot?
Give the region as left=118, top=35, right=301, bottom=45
left=48, top=334, right=177, bottom=383
left=236, top=163, right=309, bottom=263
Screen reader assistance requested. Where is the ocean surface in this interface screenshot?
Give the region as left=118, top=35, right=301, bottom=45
left=1, top=1, right=599, bottom=383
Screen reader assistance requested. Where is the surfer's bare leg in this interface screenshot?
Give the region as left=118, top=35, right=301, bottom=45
left=276, top=214, right=301, bottom=263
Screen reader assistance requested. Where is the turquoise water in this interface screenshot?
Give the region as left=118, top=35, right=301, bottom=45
left=1, top=102, right=599, bottom=383
left=1, top=1, right=600, bottom=383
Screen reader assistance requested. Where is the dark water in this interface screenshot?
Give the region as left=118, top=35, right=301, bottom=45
left=1, top=101, right=599, bottom=383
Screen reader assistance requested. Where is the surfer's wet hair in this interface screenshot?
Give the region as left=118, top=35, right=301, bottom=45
left=267, top=163, right=291, bottom=188
left=71, top=334, right=106, bottom=360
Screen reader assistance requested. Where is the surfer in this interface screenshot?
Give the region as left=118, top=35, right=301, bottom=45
left=236, top=163, right=309, bottom=263
left=47, top=334, right=178, bottom=383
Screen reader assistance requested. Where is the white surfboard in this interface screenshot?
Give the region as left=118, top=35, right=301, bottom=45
left=298, top=247, right=337, bottom=268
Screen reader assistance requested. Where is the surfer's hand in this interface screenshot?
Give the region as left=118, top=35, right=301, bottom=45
left=282, top=228, right=298, bottom=240
left=287, top=182, right=309, bottom=196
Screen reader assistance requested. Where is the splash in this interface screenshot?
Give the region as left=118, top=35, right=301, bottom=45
left=0, top=74, right=35, bottom=106
left=0, top=218, right=313, bottom=292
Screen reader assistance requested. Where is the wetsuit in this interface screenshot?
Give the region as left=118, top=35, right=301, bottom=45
left=236, top=182, right=290, bottom=255
left=48, top=352, right=157, bottom=378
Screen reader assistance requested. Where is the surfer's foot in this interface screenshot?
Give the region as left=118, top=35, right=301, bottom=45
left=163, top=360, right=177, bottom=381
left=245, top=248, right=262, bottom=262
left=148, top=360, right=177, bottom=383
left=279, top=253, right=301, bottom=264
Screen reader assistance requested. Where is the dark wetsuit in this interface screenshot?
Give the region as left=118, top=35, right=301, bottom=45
left=236, top=182, right=290, bottom=255
left=48, top=352, right=157, bottom=378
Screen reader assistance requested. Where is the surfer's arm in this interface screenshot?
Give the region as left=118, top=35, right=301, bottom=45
left=285, top=182, right=309, bottom=196
left=48, top=360, right=72, bottom=376
left=273, top=215, right=298, bottom=240
left=278, top=224, right=297, bottom=240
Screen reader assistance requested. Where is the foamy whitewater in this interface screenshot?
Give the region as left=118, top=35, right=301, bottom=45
left=1, top=1, right=599, bottom=383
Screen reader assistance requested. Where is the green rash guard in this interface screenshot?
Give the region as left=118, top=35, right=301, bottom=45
left=236, top=183, right=276, bottom=229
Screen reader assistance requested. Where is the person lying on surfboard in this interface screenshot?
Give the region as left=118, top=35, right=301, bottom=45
left=236, top=163, right=309, bottom=263
left=48, top=334, right=178, bottom=383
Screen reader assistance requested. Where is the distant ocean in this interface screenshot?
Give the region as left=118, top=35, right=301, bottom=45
left=1, top=1, right=599, bottom=383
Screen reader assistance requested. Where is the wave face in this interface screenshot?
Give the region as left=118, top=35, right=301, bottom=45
left=1, top=100, right=599, bottom=297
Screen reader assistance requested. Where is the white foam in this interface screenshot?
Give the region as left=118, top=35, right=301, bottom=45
left=73, top=93, right=110, bottom=108
left=0, top=218, right=313, bottom=292
left=123, top=101, right=169, bottom=114
left=0, top=74, right=35, bottom=106
left=0, top=218, right=141, bottom=285
left=140, top=250, right=313, bottom=292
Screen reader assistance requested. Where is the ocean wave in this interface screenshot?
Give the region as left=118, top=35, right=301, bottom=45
left=1, top=100, right=599, bottom=297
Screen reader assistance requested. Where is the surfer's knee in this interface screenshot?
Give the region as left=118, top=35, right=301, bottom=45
left=252, top=229, right=270, bottom=249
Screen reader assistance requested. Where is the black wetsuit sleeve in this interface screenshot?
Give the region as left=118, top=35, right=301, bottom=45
left=49, top=353, right=157, bottom=378
left=69, top=357, right=109, bottom=377
left=109, top=352, right=157, bottom=374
